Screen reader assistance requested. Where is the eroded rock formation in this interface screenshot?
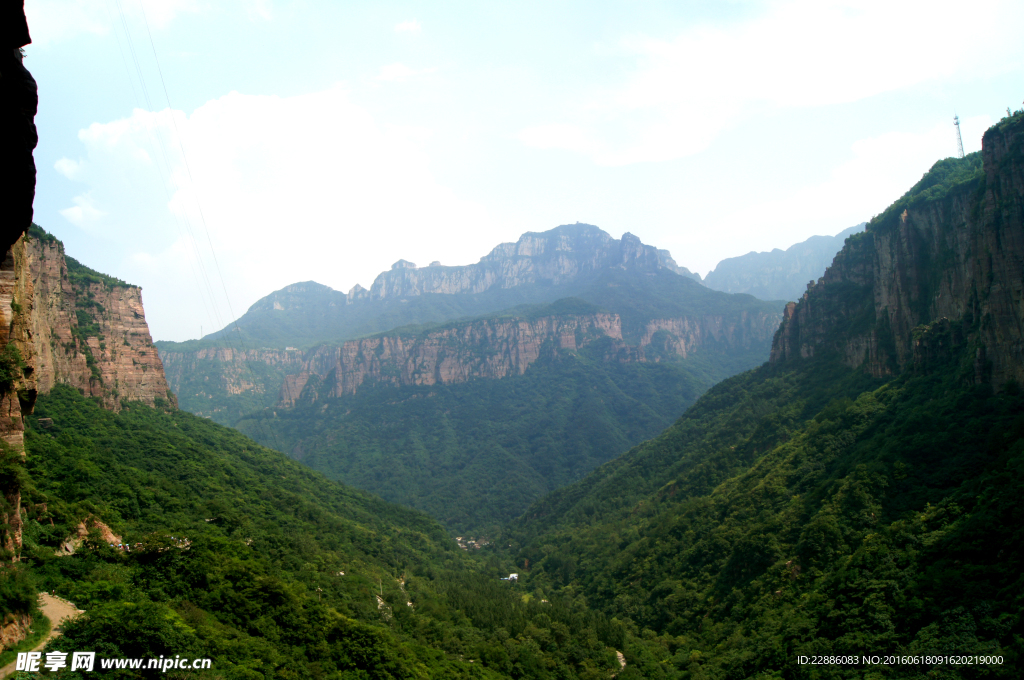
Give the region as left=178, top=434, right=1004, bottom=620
left=276, top=309, right=780, bottom=407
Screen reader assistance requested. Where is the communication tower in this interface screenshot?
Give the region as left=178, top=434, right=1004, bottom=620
left=954, top=115, right=965, bottom=159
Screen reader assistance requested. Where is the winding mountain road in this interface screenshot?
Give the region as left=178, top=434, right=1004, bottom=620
left=0, top=594, right=84, bottom=679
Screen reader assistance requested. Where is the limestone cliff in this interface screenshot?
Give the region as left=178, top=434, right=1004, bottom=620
left=0, top=236, right=38, bottom=558
left=771, top=113, right=1024, bottom=388
left=186, top=224, right=705, bottom=351
left=27, top=228, right=175, bottom=410
left=277, top=307, right=779, bottom=408
left=160, top=347, right=305, bottom=420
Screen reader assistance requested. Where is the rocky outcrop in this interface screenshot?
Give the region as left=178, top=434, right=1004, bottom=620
left=27, top=231, right=175, bottom=410
left=0, top=613, right=32, bottom=652
left=281, top=313, right=622, bottom=405
left=357, top=226, right=697, bottom=301
left=771, top=114, right=1024, bottom=387
left=704, top=223, right=866, bottom=301
left=56, top=517, right=123, bottom=556
left=277, top=309, right=779, bottom=407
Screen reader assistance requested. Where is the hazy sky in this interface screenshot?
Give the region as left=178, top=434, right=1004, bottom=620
left=25, top=0, right=1024, bottom=341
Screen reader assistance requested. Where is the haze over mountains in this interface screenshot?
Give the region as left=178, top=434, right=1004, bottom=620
left=702, top=222, right=867, bottom=301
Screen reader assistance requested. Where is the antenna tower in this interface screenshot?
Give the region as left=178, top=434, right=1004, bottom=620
left=954, top=115, right=965, bottom=159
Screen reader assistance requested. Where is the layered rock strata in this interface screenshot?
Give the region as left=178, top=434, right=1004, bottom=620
left=0, top=236, right=38, bottom=557
left=771, top=115, right=1024, bottom=387
left=27, top=233, right=175, bottom=410
left=276, top=309, right=779, bottom=407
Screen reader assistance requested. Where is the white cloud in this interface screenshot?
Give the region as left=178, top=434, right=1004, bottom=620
left=377, top=63, right=435, bottom=82
left=60, top=193, right=106, bottom=227
left=520, top=0, right=1024, bottom=166
left=54, top=157, right=82, bottom=179
left=394, top=19, right=421, bottom=33
left=58, top=86, right=495, bottom=340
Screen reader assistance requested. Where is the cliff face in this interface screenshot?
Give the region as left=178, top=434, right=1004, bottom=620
left=277, top=308, right=780, bottom=408
left=771, top=115, right=1024, bottom=387
left=160, top=347, right=305, bottom=420
left=0, top=237, right=38, bottom=557
left=27, top=231, right=175, bottom=410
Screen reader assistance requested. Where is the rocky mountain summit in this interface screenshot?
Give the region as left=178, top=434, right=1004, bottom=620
left=159, top=225, right=781, bottom=426
left=188, top=223, right=701, bottom=350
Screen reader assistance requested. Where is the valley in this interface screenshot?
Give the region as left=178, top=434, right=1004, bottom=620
left=3, top=3, right=1022, bottom=674
left=159, top=227, right=784, bottom=531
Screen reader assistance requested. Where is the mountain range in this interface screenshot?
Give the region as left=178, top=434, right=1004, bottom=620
left=157, top=227, right=785, bottom=531
left=3, top=27, right=1022, bottom=676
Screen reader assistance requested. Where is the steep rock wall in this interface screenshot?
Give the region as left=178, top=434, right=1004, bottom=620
left=281, top=313, right=623, bottom=405
left=0, top=236, right=38, bottom=558
left=771, top=115, right=1024, bottom=387
left=27, top=233, right=175, bottom=410
left=278, top=309, right=780, bottom=407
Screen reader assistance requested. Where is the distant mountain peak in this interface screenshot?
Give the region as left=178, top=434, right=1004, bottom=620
left=703, top=223, right=866, bottom=301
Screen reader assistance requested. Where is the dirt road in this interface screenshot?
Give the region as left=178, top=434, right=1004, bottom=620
left=0, top=594, right=84, bottom=678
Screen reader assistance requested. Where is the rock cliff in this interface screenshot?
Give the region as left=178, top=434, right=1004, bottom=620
left=0, top=5, right=37, bottom=572
left=1, top=226, right=175, bottom=576
left=771, top=113, right=1024, bottom=388
left=185, top=224, right=704, bottom=351
left=0, top=236, right=38, bottom=558
left=277, top=306, right=779, bottom=408
left=27, top=227, right=175, bottom=410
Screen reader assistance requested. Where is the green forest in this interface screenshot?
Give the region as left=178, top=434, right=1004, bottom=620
left=499, top=121, right=1024, bottom=678
left=3, top=112, right=1020, bottom=680
left=3, top=385, right=649, bottom=679
left=236, top=330, right=730, bottom=533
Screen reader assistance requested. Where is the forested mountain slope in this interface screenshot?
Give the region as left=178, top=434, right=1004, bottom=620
left=231, top=280, right=779, bottom=533
left=5, top=385, right=636, bottom=678
left=0, top=231, right=655, bottom=678
left=507, top=114, right=1024, bottom=678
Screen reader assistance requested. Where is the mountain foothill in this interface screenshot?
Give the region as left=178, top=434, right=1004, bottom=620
left=2, top=91, right=1022, bottom=678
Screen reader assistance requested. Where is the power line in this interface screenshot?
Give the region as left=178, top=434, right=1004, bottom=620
left=105, top=0, right=284, bottom=452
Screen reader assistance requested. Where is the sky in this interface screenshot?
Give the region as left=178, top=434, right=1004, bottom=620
left=24, top=0, right=1024, bottom=342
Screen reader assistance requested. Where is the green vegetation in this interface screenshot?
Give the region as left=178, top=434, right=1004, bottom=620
left=509, top=343, right=1023, bottom=678
left=237, top=342, right=729, bottom=534
left=0, top=610, right=51, bottom=669
left=0, top=343, right=27, bottom=389
left=15, top=385, right=639, bottom=678
left=65, top=255, right=131, bottom=291
left=501, top=139, right=1024, bottom=678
